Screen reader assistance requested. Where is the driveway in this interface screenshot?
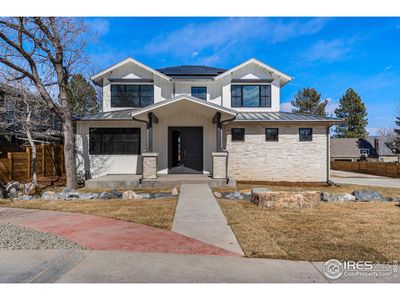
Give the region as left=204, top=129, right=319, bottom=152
left=0, top=250, right=398, bottom=283
left=331, top=170, right=400, bottom=188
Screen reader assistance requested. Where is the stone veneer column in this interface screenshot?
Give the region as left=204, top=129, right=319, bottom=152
left=212, top=152, right=228, bottom=179
left=142, top=152, right=158, bottom=179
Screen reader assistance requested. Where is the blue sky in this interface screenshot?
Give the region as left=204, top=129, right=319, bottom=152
left=85, top=17, right=400, bottom=134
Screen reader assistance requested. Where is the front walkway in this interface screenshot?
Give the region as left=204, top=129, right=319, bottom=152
left=0, top=207, right=238, bottom=256
left=171, top=184, right=244, bottom=255
left=331, top=170, right=400, bottom=188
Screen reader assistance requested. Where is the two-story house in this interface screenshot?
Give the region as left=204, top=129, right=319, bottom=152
left=75, top=57, right=339, bottom=183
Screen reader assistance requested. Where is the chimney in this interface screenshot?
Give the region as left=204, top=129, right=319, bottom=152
left=374, top=138, right=380, bottom=155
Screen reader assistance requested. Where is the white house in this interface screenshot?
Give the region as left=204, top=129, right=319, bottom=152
left=75, top=57, right=339, bottom=183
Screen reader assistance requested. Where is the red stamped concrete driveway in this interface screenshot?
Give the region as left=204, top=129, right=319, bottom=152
left=0, top=207, right=239, bottom=256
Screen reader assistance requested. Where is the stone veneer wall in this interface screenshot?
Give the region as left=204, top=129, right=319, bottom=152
left=212, top=152, right=228, bottom=179
left=225, top=122, right=329, bottom=182
left=142, top=153, right=158, bottom=179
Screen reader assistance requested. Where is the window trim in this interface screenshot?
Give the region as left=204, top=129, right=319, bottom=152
left=89, top=127, right=141, bottom=155
left=265, top=128, right=279, bottom=142
left=231, top=128, right=245, bottom=142
left=110, top=84, right=154, bottom=108
left=299, top=128, right=313, bottom=142
left=191, top=86, right=207, bottom=101
left=231, top=84, right=271, bottom=108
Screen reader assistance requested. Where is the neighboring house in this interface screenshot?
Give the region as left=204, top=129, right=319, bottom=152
left=75, top=57, right=340, bottom=182
left=0, top=83, right=62, bottom=157
left=330, top=137, right=400, bottom=162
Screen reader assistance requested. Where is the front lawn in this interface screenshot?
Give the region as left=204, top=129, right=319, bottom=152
left=0, top=199, right=177, bottom=230
left=219, top=199, right=400, bottom=262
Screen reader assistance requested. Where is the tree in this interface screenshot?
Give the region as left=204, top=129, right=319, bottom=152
left=334, top=88, right=368, bottom=138
left=394, top=115, right=400, bottom=154
left=0, top=17, right=90, bottom=188
left=290, top=87, right=328, bottom=116
left=67, top=74, right=100, bottom=117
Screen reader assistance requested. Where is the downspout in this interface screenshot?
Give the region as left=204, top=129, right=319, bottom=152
left=220, top=114, right=237, bottom=183
left=326, top=124, right=335, bottom=186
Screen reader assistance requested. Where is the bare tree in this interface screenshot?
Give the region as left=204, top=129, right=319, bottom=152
left=376, top=128, right=395, bottom=140
left=0, top=17, right=90, bottom=188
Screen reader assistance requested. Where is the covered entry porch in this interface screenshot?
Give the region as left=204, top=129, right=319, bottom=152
left=131, top=94, right=237, bottom=179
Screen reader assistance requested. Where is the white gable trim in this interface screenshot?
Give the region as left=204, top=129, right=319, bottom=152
left=214, top=58, right=293, bottom=83
left=91, top=57, right=171, bottom=82
left=131, top=94, right=237, bottom=118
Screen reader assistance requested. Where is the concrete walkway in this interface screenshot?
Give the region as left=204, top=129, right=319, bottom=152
left=0, top=207, right=238, bottom=256
left=1, top=250, right=398, bottom=283
left=172, top=184, right=244, bottom=255
left=331, top=170, right=400, bottom=188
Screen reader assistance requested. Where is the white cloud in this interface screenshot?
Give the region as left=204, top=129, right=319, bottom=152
left=281, top=101, right=294, bottom=112
left=325, top=98, right=339, bottom=116
left=144, top=18, right=329, bottom=63
left=87, top=18, right=110, bottom=36
left=301, top=38, right=355, bottom=63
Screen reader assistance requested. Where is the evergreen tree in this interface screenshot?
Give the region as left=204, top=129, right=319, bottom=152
left=334, top=88, right=368, bottom=138
left=67, top=74, right=100, bottom=116
left=394, top=115, right=400, bottom=153
left=290, top=87, right=328, bottom=116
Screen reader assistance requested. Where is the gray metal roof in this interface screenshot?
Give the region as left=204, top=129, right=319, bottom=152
left=235, top=111, right=340, bottom=122
left=76, top=109, right=138, bottom=121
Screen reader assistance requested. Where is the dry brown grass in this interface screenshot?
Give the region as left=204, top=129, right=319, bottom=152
left=0, top=199, right=177, bottom=230
left=218, top=199, right=400, bottom=262
left=214, top=183, right=400, bottom=198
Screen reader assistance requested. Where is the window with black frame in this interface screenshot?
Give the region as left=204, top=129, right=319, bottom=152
left=191, top=86, right=207, bottom=100
left=231, top=85, right=271, bottom=107
left=111, top=84, right=154, bottom=107
left=265, top=128, right=279, bottom=141
left=231, top=128, right=245, bottom=141
left=299, top=128, right=313, bottom=141
left=89, top=128, right=141, bottom=155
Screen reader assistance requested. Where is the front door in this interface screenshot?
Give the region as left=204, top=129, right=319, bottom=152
left=168, top=127, right=203, bottom=174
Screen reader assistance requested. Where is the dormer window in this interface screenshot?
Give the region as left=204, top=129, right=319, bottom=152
left=111, top=84, right=154, bottom=108
left=231, top=85, right=271, bottom=107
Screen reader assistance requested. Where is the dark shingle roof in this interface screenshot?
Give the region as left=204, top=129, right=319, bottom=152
left=330, top=137, right=398, bottom=158
left=156, top=65, right=227, bottom=78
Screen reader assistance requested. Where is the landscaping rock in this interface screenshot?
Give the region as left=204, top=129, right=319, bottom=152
left=78, top=192, right=99, bottom=200
left=321, top=192, right=355, bottom=202
left=384, top=197, right=400, bottom=203
left=251, top=191, right=321, bottom=209
left=98, top=191, right=122, bottom=199
left=122, top=190, right=143, bottom=200
left=242, top=192, right=251, bottom=200
left=138, top=193, right=151, bottom=199
left=41, top=191, right=57, bottom=201
left=5, top=181, right=20, bottom=198
left=353, top=190, right=387, bottom=202
left=15, top=195, right=34, bottom=201
left=152, top=192, right=172, bottom=199
left=251, top=187, right=271, bottom=194
left=213, top=191, right=222, bottom=198
left=171, top=187, right=179, bottom=196
left=222, top=191, right=244, bottom=200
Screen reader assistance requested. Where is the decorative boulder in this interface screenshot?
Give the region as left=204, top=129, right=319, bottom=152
left=57, top=188, right=79, bottom=200
left=353, top=190, right=386, bottom=202
left=78, top=193, right=99, bottom=200
left=213, top=191, right=222, bottom=198
left=171, top=187, right=179, bottom=196
left=5, top=181, right=20, bottom=198
left=98, top=191, right=123, bottom=199
left=41, top=191, right=57, bottom=200
left=16, top=195, right=34, bottom=201
left=251, top=191, right=321, bottom=209
left=138, top=193, right=151, bottom=199
left=386, top=197, right=400, bottom=203
left=154, top=192, right=172, bottom=199
left=122, top=190, right=142, bottom=200
left=321, top=192, right=355, bottom=202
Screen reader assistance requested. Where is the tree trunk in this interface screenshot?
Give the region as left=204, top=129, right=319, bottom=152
left=26, top=129, right=37, bottom=185
left=63, top=117, right=78, bottom=189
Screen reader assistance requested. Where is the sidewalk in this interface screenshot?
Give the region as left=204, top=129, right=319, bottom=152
left=171, top=184, right=244, bottom=255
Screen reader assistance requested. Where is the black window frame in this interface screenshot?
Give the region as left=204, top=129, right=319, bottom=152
left=89, top=127, right=141, bottom=155
left=265, top=128, right=279, bottom=142
left=231, top=85, right=271, bottom=108
left=111, top=84, right=154, bottom=108
left=191, top=86, right=207, bottom=101
left=299, top=128, right=313, bottom=142
left=231, top=128, right=245, bottom=142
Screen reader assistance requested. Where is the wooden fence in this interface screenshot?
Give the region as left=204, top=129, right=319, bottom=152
left=0, top=144, right=64, bottom=184
left=331, top=160, right=400, bottom=178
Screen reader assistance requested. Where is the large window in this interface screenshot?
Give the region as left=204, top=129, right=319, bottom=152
left=89, top=128, right=141, bottom=155
left=231, top=128, right=245, bottom=141
left=191, top=86, right=207, bottom=100
left=265, top=128, right=279, bottom=142
left=231, top=85, right=271, bottom=107
left=299, top=128, right=313, bottom=142
left=111, top=85, right=154, bottom=107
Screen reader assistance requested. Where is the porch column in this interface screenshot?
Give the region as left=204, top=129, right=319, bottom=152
left=215, top=112, right=223, bottom=152
left=147, top=112, right=153, bottom=152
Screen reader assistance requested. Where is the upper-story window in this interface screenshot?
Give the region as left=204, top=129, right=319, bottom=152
left=191, top=86, right=207, bottom=100
left=231, top=85, right=271, bottom=107
left=111, top=84, right=154, bottom=108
